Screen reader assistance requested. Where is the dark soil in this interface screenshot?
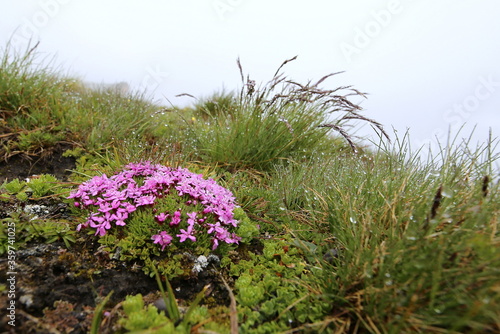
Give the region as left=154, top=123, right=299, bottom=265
left=0, top=149, right=234, bottom=334
left=0, top=144, right=76, bottom=184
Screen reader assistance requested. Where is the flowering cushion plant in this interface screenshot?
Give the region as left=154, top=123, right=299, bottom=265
left=68, top=161, right=241, bottom=251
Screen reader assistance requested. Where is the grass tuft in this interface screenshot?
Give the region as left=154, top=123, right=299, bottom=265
left=184, top=56, right=384, bottom=171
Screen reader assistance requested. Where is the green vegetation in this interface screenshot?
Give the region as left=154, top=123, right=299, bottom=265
left=188, top=57, right=387, bottom=171
left=1, top=43, right=499, bottom=333
left=0, top=174, right=76, bottom=252
left=0, top=41, right=165, bottom=158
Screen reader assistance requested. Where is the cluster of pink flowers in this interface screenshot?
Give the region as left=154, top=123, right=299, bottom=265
left=68, top=161, right=241, bottom=250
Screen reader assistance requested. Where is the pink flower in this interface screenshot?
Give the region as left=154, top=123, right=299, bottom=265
left=177, top=223, right=196, bottom=242
left=155, top=212, right=169, bottom=223
left=83, top=197, right=96, bottom=206
left=76, top=222, right=88, bottom=231
left=187, top=211, right=198, bottom=227
left=225, top=233, right=242, bottom=244
left=151, top=231, right=173, bottom=251
left=207, top=222, right=225, bottom=235
left=135, top=195, right=155, bottom=206
left=97, top=200, right=114, bottom=213
left=121, top=202, right=137, bottom=213
left=110, top=209, right=128, bottom=226
left=177, top=231, right=196, bottom=242
left=89, top=218, right=111, bottom=236
left=170, top=210, right=182, bottom=226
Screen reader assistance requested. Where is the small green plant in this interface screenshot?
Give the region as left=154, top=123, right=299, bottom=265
left=0, top=216, right=21, bottom=255
left=27, top=174, right=61, bottom=198
left=90, top=291, right=113, bottom=334
left=1, top=174, right=63, bottom=201
left=120, top=294, right=174, bottom=333
left=116, top=269, right=215, bottom=333
left=30, top=220, right=76, bottom=248
left=2, top=178, right=25, bottom=194
left=0, top=215, right=76, bottom=254
left=225, top=237, right=333, bottom=333
left=0, top=175, right=76, bottom=252
left=17, top=129, right=64, bottom=152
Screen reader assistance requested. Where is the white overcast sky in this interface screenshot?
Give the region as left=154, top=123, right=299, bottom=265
left=1, top=0, right=499, bottom=159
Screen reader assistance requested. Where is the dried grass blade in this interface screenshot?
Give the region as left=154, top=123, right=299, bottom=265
left=319, top=123, right=357, bottom=152
left=273, top=55, right=298, bottom=78
left=313, top=71, right=344, bottom=87
left=220, top=274, right=238, bottom=334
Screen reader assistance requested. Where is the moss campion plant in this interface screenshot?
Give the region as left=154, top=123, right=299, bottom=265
left=69, top=161, right=241, bottom=250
